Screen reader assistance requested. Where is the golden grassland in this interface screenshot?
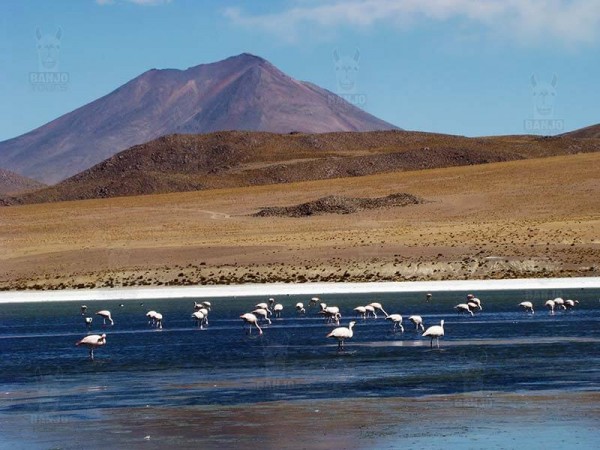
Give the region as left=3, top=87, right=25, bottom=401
left=1, top=152, right=599, bottom=290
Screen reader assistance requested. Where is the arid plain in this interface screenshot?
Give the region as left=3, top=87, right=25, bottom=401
left=1, top=152, right=599, bottom=291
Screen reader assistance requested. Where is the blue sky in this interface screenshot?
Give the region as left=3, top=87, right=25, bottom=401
left=0, top=0, right=598, bottom=141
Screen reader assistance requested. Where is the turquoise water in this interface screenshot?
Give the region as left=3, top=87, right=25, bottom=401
left=0, top=287, right=599, bottom=448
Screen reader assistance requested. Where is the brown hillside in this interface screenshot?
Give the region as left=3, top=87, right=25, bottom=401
left=4, top=130, right=599, bottom=206
left=0, top=168, right=46, bottom=196
left=561, top=123, right=600, bottom=139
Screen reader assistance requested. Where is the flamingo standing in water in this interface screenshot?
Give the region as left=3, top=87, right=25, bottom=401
left=273, top=304, right=284, bottom=318
left=326, top=321, right=356, bottom=351
left=76, top=334, right=106, bottom=360
left=519, top=301, right=535, bottom=314
left=241, top=313, right=263, bottom=335
left=252, top=308, right=272, bottom=325
left=544, top=299, right=556, bottom=315
left=386, top=314, right=404, bottom=333
left=192, top=311, right=206, bottom=329
left=96, top=310, right=114, bottom=326
left=409, top=315, right=425, bottom=332
left=455, top=303, right=474, bottom=316
left=353, top=306, right=367, bottom=320
left=84, top=316, right=93, bottom=330
left=295, top=302, right=306, bottom=314
left=422, top=320, right=445, bottom=348
left=368, top=302, right=388, bottom=317
left=564, top=299, right=579, bottom=310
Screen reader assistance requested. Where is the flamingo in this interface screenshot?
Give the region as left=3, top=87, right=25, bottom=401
left=364, top=305, right=377, bottom=319
left=202, top=301, right=212, bottom=310
left=192, top=311, right=206, bottom=329
left=422, top=320, right=445, bottom=348
left=544, top=299, right=556, bottom=315
left=268, top=298, right=275, bottom=308
left=84, top=316, right=93, bottom=330
left=409, top=315, right=425, bottom=332
left=455, top=303, right=473, bottom=316
left=426, top=293, right=432, bottom=302
left=196, top=307, right=209, bottom=326
left=152, top=312, right=163, bottom=329
left=255, top=303, right=272, bottom=315
left=96, top=310, right=114, bottom=326
left=146, top=310, right=158, bottom=326
left=241, top=313, right=263, bottom=335
left=469, top=297, right=482, bottom=310
left=75, top=334, right=106, bottom=360
left=295, top=302, right=306, bottom=314
left=467, top=302, right=481, bottom=312
left=309, top=297, right=320, bottom=307
left=553, top=298, right=566, bottom=310
left=80, top=305, right=87, bottom=315
left=564, top=299, right=579, bottom=310
left=252, top=308, right=272, bottom=325
left=326, top=321, right=356, bottom=351
left=519, top=301, right=535, bottom=314
left=368, top=302, right=388, bottom=316
left=353, top=306, right=367, bottom=319
left=386, top=314, right=404, bottom=332
left=273, top=304, right=284, bottom=318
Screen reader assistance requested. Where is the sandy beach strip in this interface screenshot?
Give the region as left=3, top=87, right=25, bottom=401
left=0, top=277, right=599, bottom=304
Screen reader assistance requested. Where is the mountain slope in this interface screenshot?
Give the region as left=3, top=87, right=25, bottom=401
left=0, top=168, right=46, bottom=195
left=561, top=123, right=600, bottom=138
left=0, top=54, right=397, bottom=184
left=5, top=130, right=599, bottom=205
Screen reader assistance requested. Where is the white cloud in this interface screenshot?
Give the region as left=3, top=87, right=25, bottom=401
left=224, top=0, right=600, bottom=46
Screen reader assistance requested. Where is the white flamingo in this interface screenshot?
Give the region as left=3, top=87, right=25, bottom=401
left=196, top=307, right=209, bottom=326
left=409, top=315, right=425, bottom=332
left=353, top=306, right=367, bottom=319
left=368, top=302, right=388, bottom=316
left=455, top=303, right=473, bottom=316
left=255, top=303, right=272, bottom=316
left=364, top=305, right=377, bottom=319
left=326, top=321, right=356, bottom=351
left=146, top=310, right=158, bottom=326
left=386, top=314, right=404, bottom=332
left=84, top=316, right=93, bottom=330
left=252, top=308, right=272, bottom=325
left=422, top=320, right=445, bottom=348
left=309, top=297, right=320, bottom=307
left=467, top=301, right=481, bottom=312
left=544, top=299, right=556, bottom=315
left=426, top=293, right=432, bottom=302
left=241, top=313, right=263, bottom=335
left=469, top=297, right=482, bottom=310
left=519, top=301, right=535, bottom=314
left=153, top=312, right=163, bottom=329
left=295, top=302, right=306, bottom=314
left=80, top=305, right=87, bottom=315
left=202, top=301, right=212, bottom=310
left=564, top=299, right=579, bottom=310
left=553, top=298, right=566, bottom=310
left=96, top=310, right=114, bottom=326
left=273, top=304, right=284, bottom=318
left=192, top=311, right=206, bottom=329
left=76, top=333, right=106, bottom=360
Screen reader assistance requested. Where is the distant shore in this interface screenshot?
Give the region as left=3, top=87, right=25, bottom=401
left=1, top=277, right=599, bottom=304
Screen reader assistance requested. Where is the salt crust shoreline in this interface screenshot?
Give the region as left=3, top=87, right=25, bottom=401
left=0, top=277, right=599, bottom=304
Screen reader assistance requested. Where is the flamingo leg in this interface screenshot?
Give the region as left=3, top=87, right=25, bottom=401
left=89, top=348, right=94, bottom=360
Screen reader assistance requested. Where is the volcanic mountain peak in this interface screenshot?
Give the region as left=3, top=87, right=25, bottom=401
left=0, top=53, right=397, bottom=184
